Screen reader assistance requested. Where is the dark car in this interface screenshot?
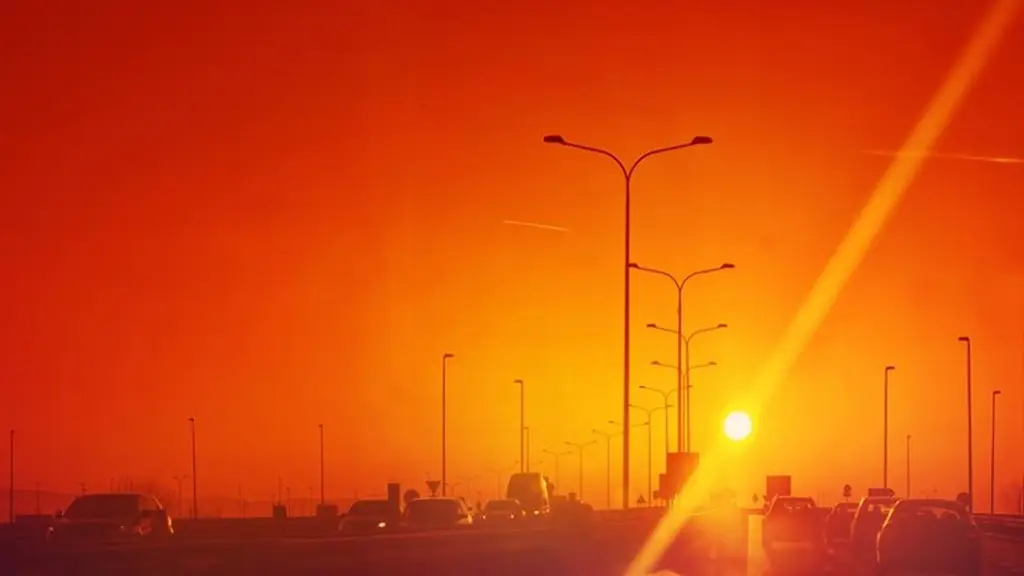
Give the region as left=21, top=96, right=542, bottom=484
left=825, top=501, right=858, bottom=545
left=48, top=493, right=172, bottom=545
left=876, top=498, right=981, bottom=575
left=761, top=496, right=824, bottom=566
left=849, top=496, right=896, bottom=562
left=339, top=498, right=400, bottom=534
left=403, top=497, right=473, bottom=530
left=479, top=499, right=525, bottom=524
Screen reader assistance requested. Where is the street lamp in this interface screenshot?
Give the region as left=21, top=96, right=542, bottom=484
left=318, top=424, right=325, bottom=506
left=630, top=403, right=671, bottom=506
left=442, top=352, right=455, bottom=497
left=884, top=365, right=895, bottom=489
left=638, top=385, right=676, bottom=472
left=592, top=428, right=620, bottom=509
left=991, top=389, right=1002, bottom=514
left=958, top=336, right=973, bottom=507
left=542, top=449, right=572, bottom=489
left=565, top=440, right=598, bottom=500
left=514, top=379, right=525, bottom=472
left=650, top=356, right=718, bottom=450
left=188, top=417, right=197, bottom=519
left=546, top=133, right=713, bottom=509
left=647, top=317, right=729, bottom=453
left=906, top=434, right=912, bottom=497
left=524, top=426, right=532, bottom=472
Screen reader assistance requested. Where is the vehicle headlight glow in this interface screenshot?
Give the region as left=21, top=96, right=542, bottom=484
left=377, top=521, right=387, bottom=528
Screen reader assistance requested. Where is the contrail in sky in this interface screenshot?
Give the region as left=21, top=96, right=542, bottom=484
left=862, top=149, right=1024, bottom=164
left=501, top=220, right=569, bottom=232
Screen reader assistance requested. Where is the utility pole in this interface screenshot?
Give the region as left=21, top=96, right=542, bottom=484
left=188, top=417, right=198, bottom=519
left=883, top=366, right=895, bottom=489
left=8, top=430, right=14, bottom=523
left=318, top=424, right=325, bottom=506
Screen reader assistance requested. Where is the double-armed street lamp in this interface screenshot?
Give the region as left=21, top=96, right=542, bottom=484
left=514, top=379, right=525, bottom=473
left=442, top=353, right=455, bottom=496
left=565, top=439, right=598, bottom=501
left=647, top=320, right=728, bottom=452
left=542, top=449, right=572, bottom=489
left=544, top=133, right=713, bottom=508
left=958, top=336, right=973, bottom=507
left=592, top=428, right=621, bottom=510
left=629, top=403, right=672, bottom=505
left=883, top=365, right=896, bottom=489
left=638, top=384, right=675, bottom=472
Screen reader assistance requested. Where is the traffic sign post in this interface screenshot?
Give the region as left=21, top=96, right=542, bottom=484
left=426, top=480, right=441, bottom=497
left=842, top=484, right=852, bottom=501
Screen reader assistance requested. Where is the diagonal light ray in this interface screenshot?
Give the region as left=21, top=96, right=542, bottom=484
left=501, top=219, right=570, bottom=232
left=862, top=149, right=1024, bottom=165
left=624, top=1, right=1020, bottom=574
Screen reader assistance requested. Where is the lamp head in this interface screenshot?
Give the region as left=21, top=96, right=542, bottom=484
left=691, top=135, right=713, bottom=145
left=543, top=135, right=566, bottom=144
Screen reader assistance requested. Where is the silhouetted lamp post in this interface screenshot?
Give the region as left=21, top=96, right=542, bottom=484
left=565, top=439, right=597, bottom=501
left=630, top=403, right=671, bottom=506
left=633, top=263, right=734, bottom=452
left=545, top=133, right=712, bottom=509
left=318, top=424, right=325, bottom=506
left=638, top=385, right=675, bottom=472
left=883, top=365, right=895, bottom=489
left=524, top=426, right=531, bottom=472
left=651, top=357, right=718, bottom=449
left=959, top=336, right=974, bottom=507
left=8, top=429, right=13, bottom=523
left=991, top=389, right=1002, bottom=514
left=592, top=429, right=619, bottom=510
left=514, top=379, right=525, bottom=473
left=188, top=417, right=197, bottom=519
left=542, top=449, right=571, bottom=489
left=906, top=434, right=912, bottom=497
left=442, top=352, right=455, bottom=497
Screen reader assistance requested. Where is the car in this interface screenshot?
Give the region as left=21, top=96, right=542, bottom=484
left=876, top=498, right=981, bottom=575
left=825, top=501, right=858, bottom=545
left=478, top=499, right=525, bottom=524
left=48, top=493, right=172, bottom=545
left=403, top=497, right=473, bottom=530
left=761, top=496, right=825, bottom=566
left=339, top=498, right=400, bottom=534
left=849, top=495, right=897, bottom=562
left=506, top=472, right=550, bottom=517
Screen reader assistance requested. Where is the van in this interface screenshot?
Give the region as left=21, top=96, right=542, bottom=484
left=506, top=472, right=550, bottom=516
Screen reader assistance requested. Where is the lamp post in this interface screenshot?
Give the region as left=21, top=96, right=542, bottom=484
left=8, top=429, right=14, bottom=524
left=630, top=404, right=671, bottom=505
left=651, top=357, right=719, bottom=450
left=906, top=435, right=912, bottom=497
left=542, top=449, right=572, bottom=489
left=524, top=426, right=531, bottom=472
left=565, top=440, right=598, bottom=501
left=884, top=365, right=895, bottom=489
left=638, top=385, right=676, bottom=473
left=592, top=429, right=619, bottom=509
left=632, top=262, right=734, bottom=452
left=958, top=336, right=974, bottom=508
left=647, top=321, right=728, bottom=451
left=172, top=474, right=188, bottom=518
left=318, top=424, right=325, bottom=506
left=188, top=417, right=197, bottom=519
left=991, top=389, right=1002, bottom=514
left=545, top=134, right=713, bottom=508
left=514, top=379, right=525, bottom=473
left=442, top=353, right=455, bottom=497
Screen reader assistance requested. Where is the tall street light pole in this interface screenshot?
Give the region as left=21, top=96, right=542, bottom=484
left=188, top=417, right=197, bottom=519
left=592, top=429, right=619, bottom=510
left=630, top=404, right=671, bottom=505
left=524, top=426, right=531, bottom=472
left=545, top=134, right=713, bottom=509
left=906, top=435, right=912, bottom=497
left=638, top=385, right=676, bottom=472
left=8, top=429, right=14, bottom=523
left=172, top=474, right=188, bottom=518
left=566, top=440, right=597, bottom=501
left=958, top=336, right=974, bottom=507
left=442, top=352, right=455, bottom=497
left=884, top=365, right=895, bottom=489
left=542, top=449, right=572, bottom=489
left=651, top=357, right=719, bottom=450
left=632, top=262, right=734, bottom=452
left=991, top=389, right=1002, bottom=514
left=514, top=379, right=525, bottom=473
left=318, top=424, right=325, bottom=506
left=647, top=321, right=728, bottom=452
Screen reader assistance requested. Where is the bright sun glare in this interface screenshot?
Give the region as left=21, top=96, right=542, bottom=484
left=722, top=411, right=752, bottom=442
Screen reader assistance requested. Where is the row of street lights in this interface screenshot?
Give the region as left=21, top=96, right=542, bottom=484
left=880, top=336, right=1004, bottom=513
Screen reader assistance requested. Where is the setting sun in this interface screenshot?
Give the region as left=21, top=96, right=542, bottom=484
left=723, top=410, right=753, bottom=441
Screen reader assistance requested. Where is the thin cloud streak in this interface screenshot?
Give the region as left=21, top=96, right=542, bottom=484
left=501, top=220, right=570, bottom=232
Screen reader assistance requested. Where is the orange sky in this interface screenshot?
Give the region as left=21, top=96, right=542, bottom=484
left=2, top=0, right=1023, bottom=511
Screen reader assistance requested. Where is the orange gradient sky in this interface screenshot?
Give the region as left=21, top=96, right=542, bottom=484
left=2, top=0, right=1023, bottom=510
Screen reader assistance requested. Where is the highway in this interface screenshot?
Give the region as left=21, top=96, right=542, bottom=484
left=4, top=509, right=1022, bottom=575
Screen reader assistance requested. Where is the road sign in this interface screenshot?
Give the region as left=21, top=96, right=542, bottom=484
left=426, top=480, right=441, bottom=496
left=636, top=495, right=646, bottom=506
left=842, top=484, right=852, bottom=500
